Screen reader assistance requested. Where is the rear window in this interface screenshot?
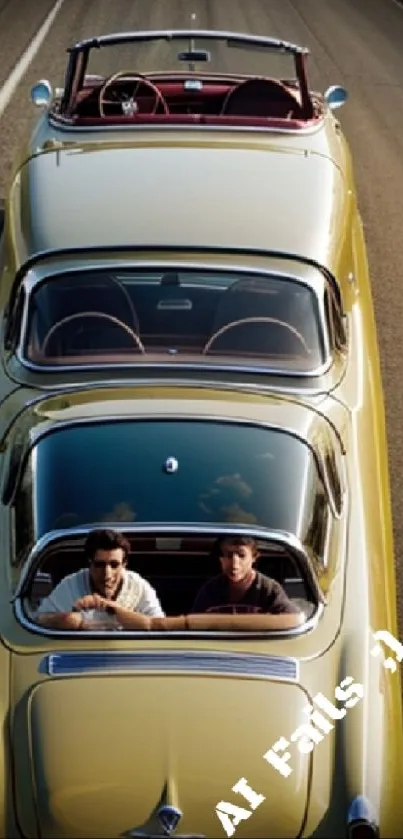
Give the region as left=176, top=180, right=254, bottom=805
left=17, top=419, right=328, bottom=543
left=22, top=269, right=326, bottom=373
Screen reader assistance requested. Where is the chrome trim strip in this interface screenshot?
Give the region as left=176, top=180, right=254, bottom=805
left=14, top=523, right=324, bottom=640
left=0, top=389, right=53, bottom=450
left=70, top=29, right=309, bottom=53
left=47, top=120, right=322, bottom=137
left=24, top=414, right=331, bottom=454
left=18, top=356, right=332, bottom=379
left=42, top=650, right=299, bottom=680
left=11, top=246, right=339, bottom=290
left=1, top=373, right=335, bottom=397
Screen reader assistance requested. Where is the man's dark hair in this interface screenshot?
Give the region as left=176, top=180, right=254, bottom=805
left=211, top=535, right=259, bottom=561
left=84, top=529, right=131, bottom=562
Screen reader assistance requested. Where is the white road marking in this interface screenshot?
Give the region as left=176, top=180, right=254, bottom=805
left=0, top=0, right=65, bottom=119
left=391, top=0, right=403, bottom=10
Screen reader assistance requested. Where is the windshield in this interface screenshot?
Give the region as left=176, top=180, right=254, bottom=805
left=84, top=36, right=298, bottom=81
left=24, top=269, right=325, bottom=373
left=17, top=420, right=328, bottom=544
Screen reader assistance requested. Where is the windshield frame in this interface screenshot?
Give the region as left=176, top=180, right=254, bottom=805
left=59, top=29, right=312, bottom=116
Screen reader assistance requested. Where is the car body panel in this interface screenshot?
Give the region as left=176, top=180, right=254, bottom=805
left=15, top=676, right=311, bottom=838
left=0, top=54, right=355, bottom=400
left=7, top=140, right=347, bottom=269
left=0, top=373, right=402, bottom=836
left=0, top=25, right=401, bottom=839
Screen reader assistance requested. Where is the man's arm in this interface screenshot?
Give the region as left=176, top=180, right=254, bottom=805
left=35, top=572, right=89, bottom=629
left=136, top=580, right=165, bottom=617
left=72, top=594, right=158, bottom=630
left=36, top=572, right=85, bottom=616
left=36, top=612, right=87, bottom=630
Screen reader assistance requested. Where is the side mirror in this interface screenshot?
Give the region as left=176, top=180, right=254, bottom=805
left=30, top=79, right=53, bottom=108
left=324, top=84, right=348, bottom=111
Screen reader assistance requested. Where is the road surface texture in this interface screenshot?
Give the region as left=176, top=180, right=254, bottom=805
left=1, top=0, right=403, bottom=628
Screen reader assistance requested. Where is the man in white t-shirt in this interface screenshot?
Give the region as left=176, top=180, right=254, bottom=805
left=36, top=528, right=165, bottom=630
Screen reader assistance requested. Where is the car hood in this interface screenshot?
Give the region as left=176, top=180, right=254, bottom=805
left=17, top=142, right=347, bottom=270
left=14, top=673, right=312, bottom=838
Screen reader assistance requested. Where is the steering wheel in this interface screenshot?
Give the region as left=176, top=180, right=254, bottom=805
left=107, top=276, right=139, bottom=332
left=99, top=71, right=169, bottom=118
left=41, top=312, right=145, bottom=356
left=203, top=316, right=311, bottom=355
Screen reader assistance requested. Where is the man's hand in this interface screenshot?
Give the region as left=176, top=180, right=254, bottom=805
left=74, top=594, right=111, bottom=611
left=72, top=597, right=151, bottom=630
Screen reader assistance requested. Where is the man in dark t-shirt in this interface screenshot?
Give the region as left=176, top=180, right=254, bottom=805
left=191, top=535, right=300, bottom=615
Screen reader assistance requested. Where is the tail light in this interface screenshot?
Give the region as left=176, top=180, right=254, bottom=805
left=347, top=796, right=379, bottom=839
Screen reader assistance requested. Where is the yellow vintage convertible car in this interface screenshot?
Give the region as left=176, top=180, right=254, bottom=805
left=0, top=27, right=402, bottom=839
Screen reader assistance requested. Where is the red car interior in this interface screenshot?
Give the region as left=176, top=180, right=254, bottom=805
left=51, top=75, right=322, bottom=129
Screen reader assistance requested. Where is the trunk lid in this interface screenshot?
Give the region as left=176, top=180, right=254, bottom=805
left=13, top=670, right=311, bottom=838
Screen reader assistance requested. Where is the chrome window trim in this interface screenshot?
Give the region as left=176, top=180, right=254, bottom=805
left=13, top=261, right=332, bottom=375
left=48, top=117, right=324, bottom=137
left=322, top=439, right=348, bottom=520
left=8, top=247, right=342, bottom=295
left=318, top=447, right=346, bottom=521
left=320, top=505, right=332, bottom=569
left=13, top=523, right=324, bottom=639
left=40, top=649, right=300, bottom=681
left=18, top=356, right=333, bottom=378
left=0, top=373, right=342, bottom=398
left=69, top=29, right=309, bottom=52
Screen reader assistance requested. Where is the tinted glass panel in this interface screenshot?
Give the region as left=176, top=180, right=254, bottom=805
left=25, top=421, right=323, bottom=537
left=84, top=37, right=298, bottom=81
left=24, top=270, right=325, bottom=373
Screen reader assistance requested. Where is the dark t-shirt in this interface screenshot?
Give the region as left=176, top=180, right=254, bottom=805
left=191, top=571, right=300, bottom=615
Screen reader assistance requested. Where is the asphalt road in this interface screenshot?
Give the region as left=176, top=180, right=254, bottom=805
left=1, top=0, right=403, bottom=628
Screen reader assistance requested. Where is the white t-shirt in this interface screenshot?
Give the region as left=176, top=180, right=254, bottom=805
left=36, top=568, right=164, bottom=618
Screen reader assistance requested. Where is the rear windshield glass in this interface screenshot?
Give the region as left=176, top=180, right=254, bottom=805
left=23, top=269, right=325, bottom=372
left=17, top=419, right=327, bottom=542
